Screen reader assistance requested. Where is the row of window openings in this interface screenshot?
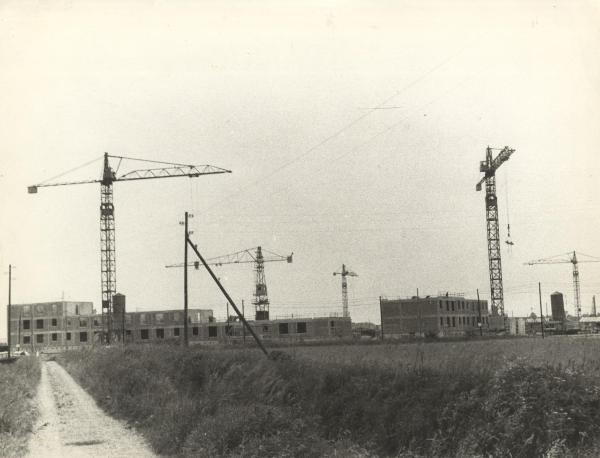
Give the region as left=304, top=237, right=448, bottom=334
left=20, top=315, right=196, bottom=328
left=20, top=304, right=83, bottom=315
left=22, top=332, right=88, bottom=344
left=20, top=322, right=313, bottom=343
left=138, top=312, right=185, bottom=325
left=137, top=322, right=309, bottom=340
left=439, top=316, right=488, bottom=327
left=21, top=318, right=97, bottom=330
left=439, top=300, right=484, bottom=312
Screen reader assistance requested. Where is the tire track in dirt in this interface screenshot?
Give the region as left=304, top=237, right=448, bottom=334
left=27, top=361, right=156, bottom=458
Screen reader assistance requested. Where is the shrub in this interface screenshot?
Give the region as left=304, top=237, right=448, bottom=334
left=59, top=340, right=600, bottom=457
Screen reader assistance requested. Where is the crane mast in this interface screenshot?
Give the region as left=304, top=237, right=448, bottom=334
left=573, top=253, right=581, bottom=318
left=333, top=264, right=358, bottom=318
left=254, top=247, right=269, bottom=320
left=476, top=146, right=514, bottom=318
left=100, top=155, right=117, bottom=336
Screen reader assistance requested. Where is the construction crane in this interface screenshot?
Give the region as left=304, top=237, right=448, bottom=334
left=333, top=264, right=357, bottom=318
left=525, top=251, right=600, bottom=319
left=166, top=246, right=293, bottom=321
left=28, top=153, right=231, bottom=342
left=475, top=146, right=515, bottom=318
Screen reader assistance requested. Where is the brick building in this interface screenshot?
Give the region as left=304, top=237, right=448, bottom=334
left=8, top=301, right=352, bottom=352
left=380, top=295, right=490, bottom=338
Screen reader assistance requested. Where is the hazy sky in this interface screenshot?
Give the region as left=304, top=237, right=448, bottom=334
left=1, top=0, right=599, bottom=338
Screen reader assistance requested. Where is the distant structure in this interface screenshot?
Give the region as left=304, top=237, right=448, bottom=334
left=550, top=292, right=566, bottom=322
left=166, top=246, right=293, bottom=321
left=333, top=264, right=358, bottom=318
left=525, top=251, right=600, bottom=319
left=507, top=317, right=527, bottom=335
left=379, top=295, right=489, bottom=338
left=592, top=295, right=597, bottom=317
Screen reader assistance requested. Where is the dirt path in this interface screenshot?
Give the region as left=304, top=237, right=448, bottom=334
left=27, top=360, right=156, bottom=458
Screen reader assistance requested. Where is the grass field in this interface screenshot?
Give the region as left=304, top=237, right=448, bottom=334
left=59, top=336, right=600, bottom=457
left=0, top=356, right=41, bottom=457
left=291, top=335, right=600, bottom=371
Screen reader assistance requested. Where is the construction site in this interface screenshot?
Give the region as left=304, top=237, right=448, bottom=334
left=1, top=3, right=599, bottom=457
left=4, top=145, right=599, bottom=355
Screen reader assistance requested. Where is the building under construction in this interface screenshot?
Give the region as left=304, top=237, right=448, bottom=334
left=380, top=295, right=490, bottom=338
left=7, top=300, right=352, bottom=353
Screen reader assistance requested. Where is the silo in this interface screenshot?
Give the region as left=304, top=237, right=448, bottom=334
left=550, top=292, right=566, bottom=322
left=112, top=293, right=126, bottom=341
left=113, top=293, right=126, bottom=316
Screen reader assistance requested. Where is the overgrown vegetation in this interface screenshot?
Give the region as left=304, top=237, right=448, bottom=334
left=0, top=356, right=41, bottom=457
left=59, top=337, right=600, bottom=457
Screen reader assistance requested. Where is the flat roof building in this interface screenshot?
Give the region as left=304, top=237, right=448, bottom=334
left=8, top=301, right=351, bottom=351
left=8, top=301, right=214, bottom=352
left=380, top=295, right=490, bottom=338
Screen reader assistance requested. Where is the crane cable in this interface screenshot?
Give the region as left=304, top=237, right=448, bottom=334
left=504, top=170, right=514, bottom=250
left=37, top=155, right=104, bottom=185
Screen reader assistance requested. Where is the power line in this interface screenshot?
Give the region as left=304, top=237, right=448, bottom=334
left=200, top=43, right=473, bottom=215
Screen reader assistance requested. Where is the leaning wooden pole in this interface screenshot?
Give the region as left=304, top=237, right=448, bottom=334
left=187, top=237, right=269, bottom=357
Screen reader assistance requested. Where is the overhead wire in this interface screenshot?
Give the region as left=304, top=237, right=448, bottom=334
left=37, top=155, right=104, bottom=185
left=199, top=41, right=473, bottom=215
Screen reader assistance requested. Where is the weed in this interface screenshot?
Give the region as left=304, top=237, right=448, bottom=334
left=0, top=356, right=41, bottom=457
left=58, top=337, right=600, bottom=457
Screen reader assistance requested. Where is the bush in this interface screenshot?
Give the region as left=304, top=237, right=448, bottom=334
left=59, top=342, right=600, bottom=457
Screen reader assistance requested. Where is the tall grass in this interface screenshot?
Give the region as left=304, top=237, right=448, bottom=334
left=0, top=357, right=41, bottom=457
left=59, top=338, right=600, bottom=457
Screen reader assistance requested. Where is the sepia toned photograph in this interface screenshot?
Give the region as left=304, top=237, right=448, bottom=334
left=0, top=0, right=599, bottom=456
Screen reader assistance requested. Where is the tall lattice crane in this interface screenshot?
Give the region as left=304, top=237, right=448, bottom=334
left=333, top=264, right=357, bottom=318
left=475, top=146, right=515, bottom=317
left=28, top=153, right=231, bottom=342
left=525, top=251, right=600, bottom=319
left=166, top=246, right=293, bottom=320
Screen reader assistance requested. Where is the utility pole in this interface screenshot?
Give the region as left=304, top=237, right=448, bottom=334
left=417, top=297, right=422, bottom=337
left=7, top=264, right=12, bottom=359
left=18, top=311, right=21, bottom=352
left=379, top=296, right=385, bottom=340
left=184, top=211, right=189, bottom=347
left=538, top=282, right=545, bottom=338
left=30, top=304, right=34, bottom=353
left=477, top=288, right=483, bottom=337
